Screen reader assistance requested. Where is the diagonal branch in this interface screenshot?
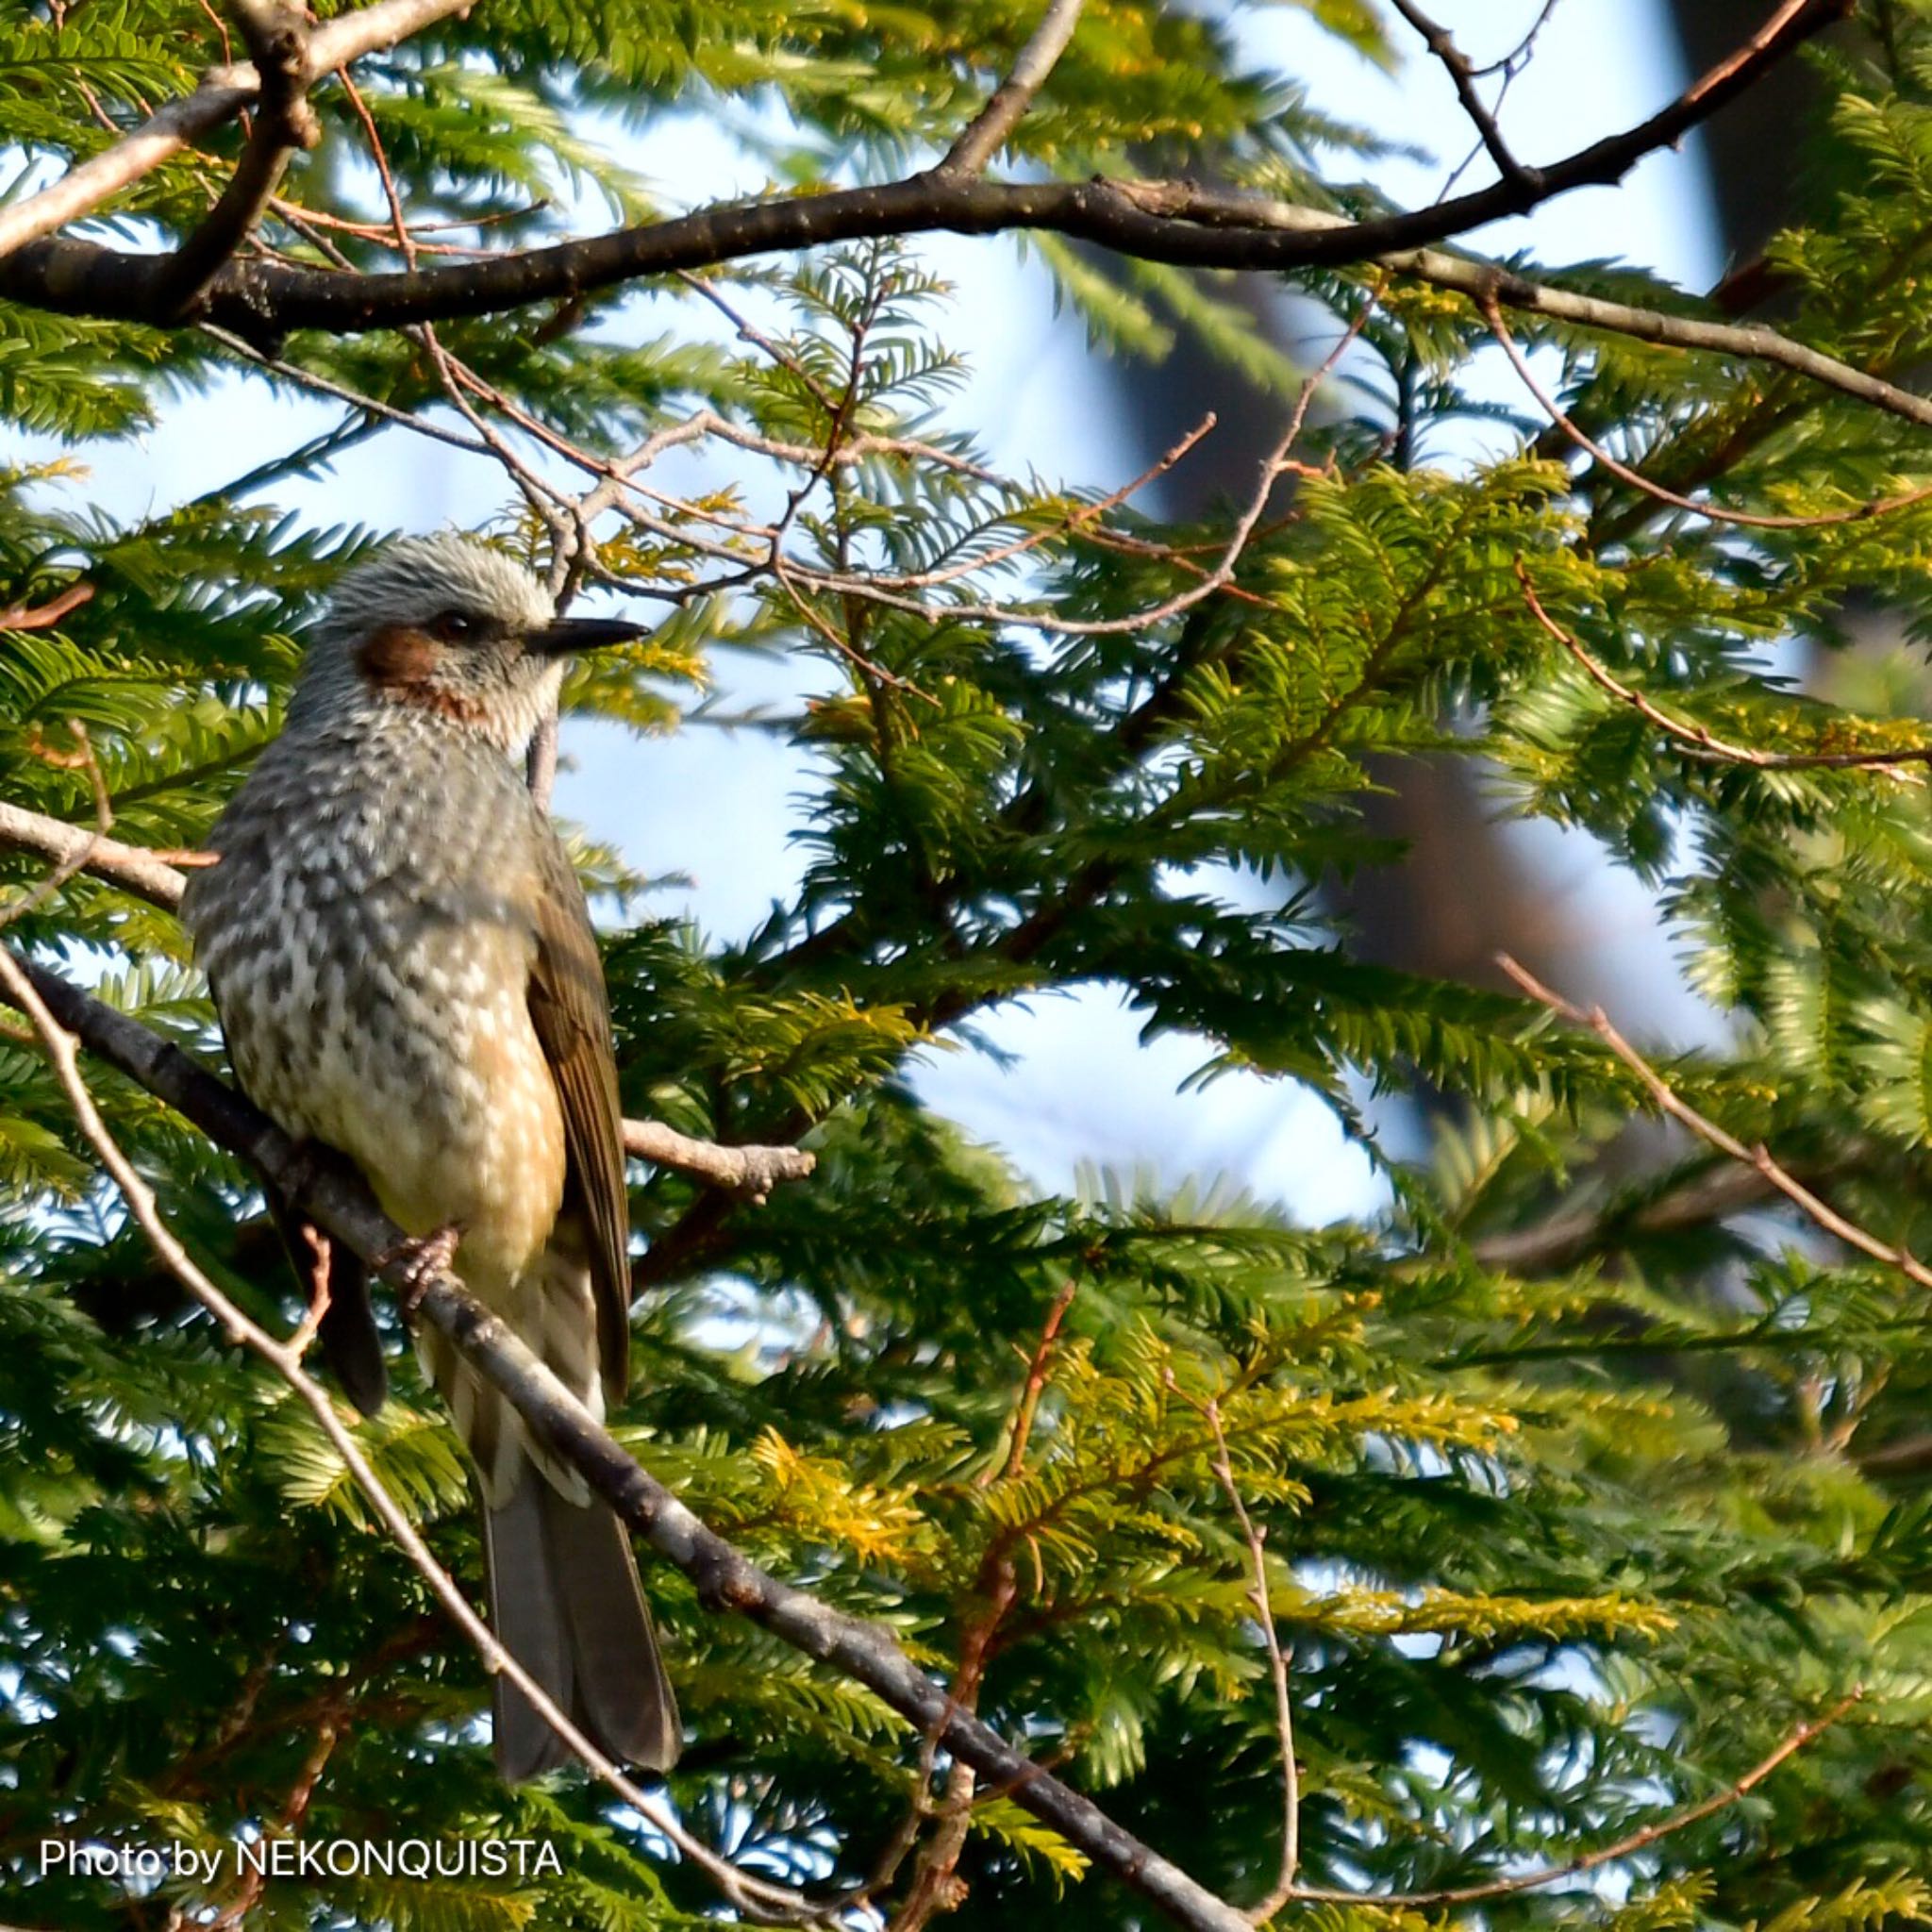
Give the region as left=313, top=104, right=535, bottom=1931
left=1518, top=567, right=1932, bottom=775
left=0, top=0, right=474, bottom=264
left=0, top=946, right=832, bottom=1929
left=1498, top=954, right=1932, bottom=1293
left=0, top=949, right=1253, bottom=1932
left=153, top=1, right=323, bottom=321
left=1287, top=1689, right=1860, bottom=1908
left=935, top=0, right=1085, bottom=178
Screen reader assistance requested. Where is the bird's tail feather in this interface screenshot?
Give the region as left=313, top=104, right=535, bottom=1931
left=485, top=1470, right=682, bottom=1781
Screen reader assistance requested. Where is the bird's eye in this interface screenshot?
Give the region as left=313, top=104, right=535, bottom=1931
left=427, top=608, right=478, bottom=642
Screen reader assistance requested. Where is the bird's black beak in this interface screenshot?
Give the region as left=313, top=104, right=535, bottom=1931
left=531, top=616, right=648, bottom=656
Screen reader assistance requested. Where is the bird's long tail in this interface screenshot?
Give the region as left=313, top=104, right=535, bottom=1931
left=419, top=1234, right=681, bottom=1781
left=484, top=1468, right=681, bottom=1780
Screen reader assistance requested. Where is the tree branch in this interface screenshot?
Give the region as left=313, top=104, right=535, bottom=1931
left=1287, top=1690, right=1860, bottom=1908
left=0, top=2, right=1851, bottom=377
left=0, top=950, right=1252, bottom=1932
left=0, top=0, right=475, bottom=264
left=153, top=1, right=323, bottom=321
left=1388, top=0, right=1538, bottom=192
left=935, top=0, right=1085, bottom=178
left=1518, top=566, right=1932, bottom=774
left=1498, top=954, right=1932, bottom=1293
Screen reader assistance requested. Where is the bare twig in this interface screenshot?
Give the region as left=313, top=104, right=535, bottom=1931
left=1483, top=294, right=1932, bottom=529
left=0, top=946, right=841, bottom=1930
left=1497, top=952, right=1932, bottom=1293
left=622, top=1118, right=816, bottom=1198
left=979, top=1275, right=1078, bottom=1488
left=936, top=0, right=1085, bottom=178
left=1518, top=565, right=1932, bottom=774
left=0, top=0, right=475, bottom=262
left=1288, top=1690, right=1861, bottom=1908
left=156, top=1, right=323, bottom=319
left=1389, top=0, right=1536, bottom=191
left=0, top=952, right=1256, bottom=1932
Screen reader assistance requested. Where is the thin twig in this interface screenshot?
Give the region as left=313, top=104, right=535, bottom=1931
left=1497, top=952, right=1932, bottom=1293
left=1484, top=293, right=1932, bottom=529
left=936, top=0, right=1085, bottom=177
left=1389, top=0, right=1537, bottom=191
left=1199, top=1395, right=1298, bottom=1920
left=0, top=947, right=839, bottom=1929
left=1288, top=1689, right=1861, bottom=1907
left=1518, top=565, right=1932, bottom=774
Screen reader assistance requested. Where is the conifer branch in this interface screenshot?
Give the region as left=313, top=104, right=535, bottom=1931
left=1483, top=294, right=1932, bottom=529
left=1286, top=1689, right=1861, bottom=1908
left=1517, top=567, right=1932, bottom=775
left=0, top=950, right=1256, bottom=1932
left=1498, top=954, right=1932, bottom=1294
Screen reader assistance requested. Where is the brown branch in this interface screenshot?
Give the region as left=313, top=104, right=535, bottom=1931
left=1288, top=1690, right=1859, bottom=1908
left=0, top=951, right=1254, bottom=1932
left=0, top=2, right=1848, bottom=355
left=935, top=0, right=1085, bottom=178
left=0, top=582, right=94, bottom=631
left=1518, top=566, right=1932, bottom=774
left=0, top=0, right=475, bottom=263
left=0, top=947, right=832, bottom=1929
left=1497, top=953, right=1932, bottom=1293
left=1483, top=294, right=1932, bottom=529
left=154, top=1, right=323, bottom=320
left=0, top=798, right=813, bottom=1198
left=622, top=1118, right=816, bottom=1199
left=980, top=1275, right=1078, bottom=1489
left=1389, top=0, right=1536, bottom=192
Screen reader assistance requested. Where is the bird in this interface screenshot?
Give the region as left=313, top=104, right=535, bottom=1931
left=181, top=532, right=680, bottom=1780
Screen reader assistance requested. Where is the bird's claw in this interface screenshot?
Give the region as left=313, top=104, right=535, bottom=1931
left=374, top=1222, right=465, bottom=1314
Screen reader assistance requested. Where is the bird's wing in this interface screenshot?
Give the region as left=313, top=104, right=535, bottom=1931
left=526, top=829, right=633, bottom=1405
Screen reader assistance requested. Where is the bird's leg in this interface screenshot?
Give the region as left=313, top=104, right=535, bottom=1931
left=373, top=1222, right=466, bottom=1314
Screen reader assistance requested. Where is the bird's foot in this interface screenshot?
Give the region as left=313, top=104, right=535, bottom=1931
left=374, top=1222, right=465, bottom=1314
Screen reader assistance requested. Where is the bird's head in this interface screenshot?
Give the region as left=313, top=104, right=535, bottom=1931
left=296, top=533, right=644, bottom=756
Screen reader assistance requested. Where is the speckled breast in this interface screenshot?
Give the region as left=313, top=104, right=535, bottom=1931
left=184, top=711, right=569, bottom=1284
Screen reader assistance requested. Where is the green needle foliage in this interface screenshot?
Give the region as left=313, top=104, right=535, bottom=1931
left=8, top=2, right=1932, bottom=1927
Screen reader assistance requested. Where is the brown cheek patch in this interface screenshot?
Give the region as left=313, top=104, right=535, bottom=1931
left=357, top=623, right=440, bottom=688
left=356, top=624, right=488, bottom=724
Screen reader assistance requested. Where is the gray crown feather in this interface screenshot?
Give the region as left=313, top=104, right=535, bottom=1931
left=324, top=533, right=553, bottom=641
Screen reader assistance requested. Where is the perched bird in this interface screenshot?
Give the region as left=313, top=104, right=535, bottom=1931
left=182, top=534, right=679, bottom=1780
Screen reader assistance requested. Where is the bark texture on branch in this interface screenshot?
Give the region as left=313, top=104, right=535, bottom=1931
left=0, top=950, right=1247, bottom=1932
